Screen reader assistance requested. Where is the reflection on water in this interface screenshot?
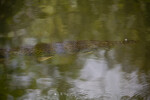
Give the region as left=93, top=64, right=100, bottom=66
left=1, top=46, right=150, bottom=100
left=70, top=52, right=142, bottom=100
left=0, top=0, right=150, bottom=100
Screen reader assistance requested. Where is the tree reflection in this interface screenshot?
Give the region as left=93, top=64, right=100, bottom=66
left=0, top=0, right=150, bottom=100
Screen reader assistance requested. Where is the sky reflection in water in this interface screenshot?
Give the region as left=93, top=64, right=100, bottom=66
left=6, top=49, right=147, bottom=100
left=0, top=0, right=150, bottom=100
left=69, top=50, right=143, bottom=100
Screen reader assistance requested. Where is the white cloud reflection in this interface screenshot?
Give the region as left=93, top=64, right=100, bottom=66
left=69, top=50, right=142, bottom=100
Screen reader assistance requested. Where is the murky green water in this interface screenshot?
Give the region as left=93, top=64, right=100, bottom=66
left=0, top=0, right=150, bottom=100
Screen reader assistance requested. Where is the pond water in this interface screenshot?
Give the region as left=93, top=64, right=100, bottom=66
left=0, top=0, right=150, bottom=100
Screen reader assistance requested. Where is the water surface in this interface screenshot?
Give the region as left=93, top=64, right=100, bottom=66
left=0, top=0, right=150, bottom=100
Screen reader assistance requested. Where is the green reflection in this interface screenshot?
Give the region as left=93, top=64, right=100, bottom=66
left=0, top=0, right=150, bottom=100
